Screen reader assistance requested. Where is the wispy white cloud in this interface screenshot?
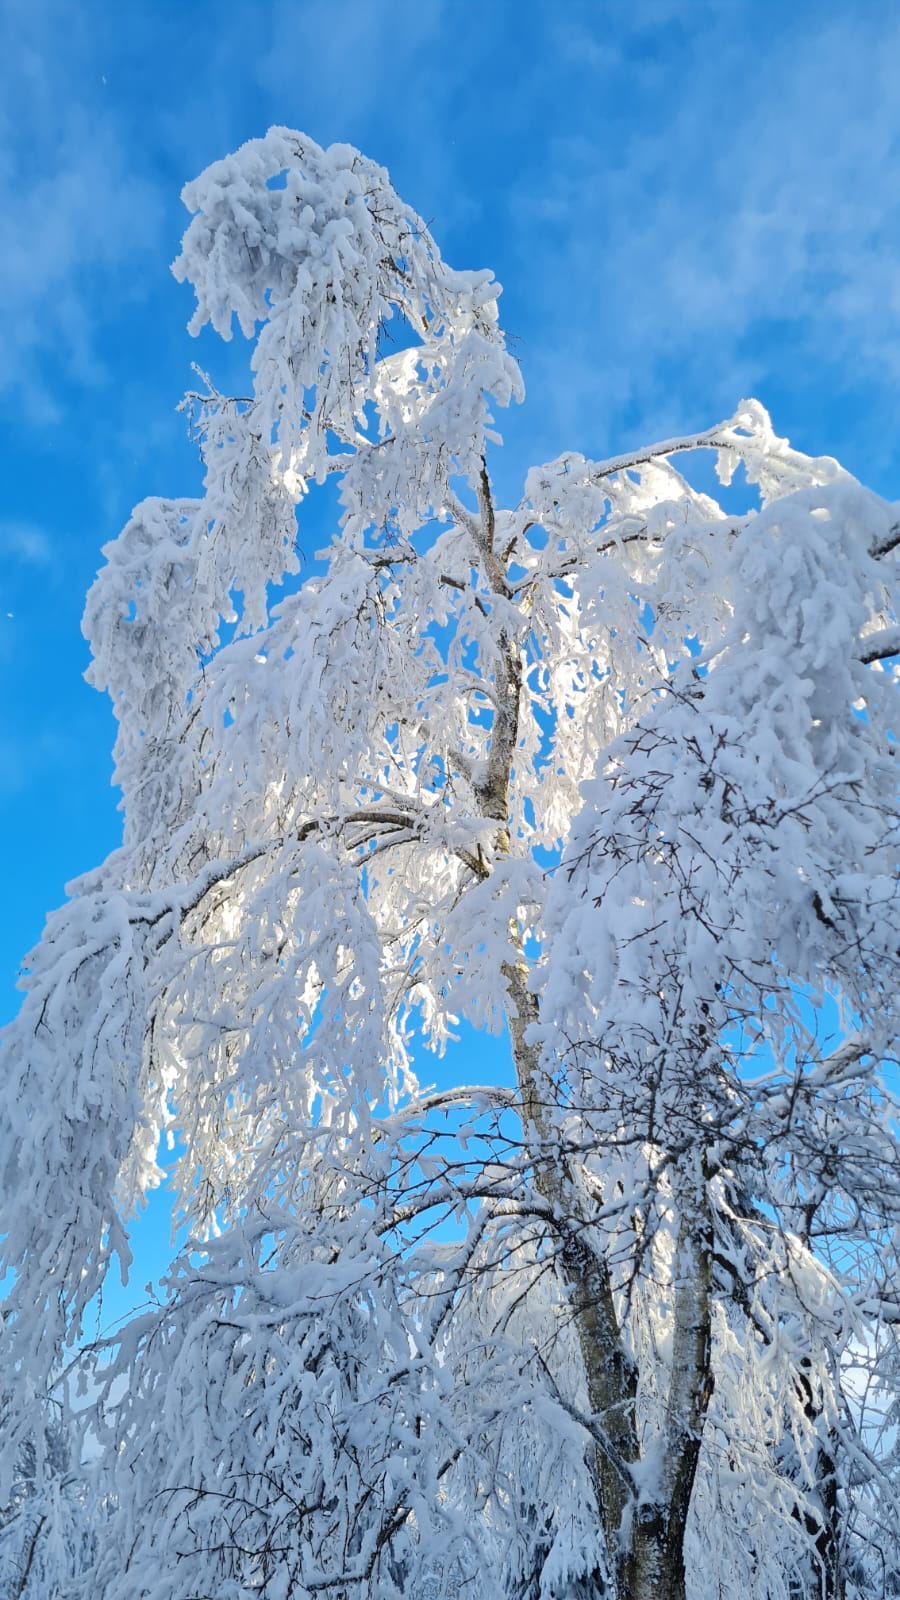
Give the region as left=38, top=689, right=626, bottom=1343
left=0, top=734, right=26, bottom=796
left=248, top=0, right=488, bottom=237
left=499, top=8, right=900, bottom=476
left=1, top=521, right=52, bottom=568
left=0, top=0, right=165, bottom=421
left=3, top=0, right=897, bottom=477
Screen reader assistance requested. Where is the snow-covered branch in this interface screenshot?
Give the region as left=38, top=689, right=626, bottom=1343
left=2, top=125, right=899, bottom=1600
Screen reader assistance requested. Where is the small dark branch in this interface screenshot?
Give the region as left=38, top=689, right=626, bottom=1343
left=455, top=846, right=490, bottom=880
left=534, top=1352, right=638, bottom=1495
left=870, top=521, right=900, bottom=558
left=812, top=891, right=837, bottom=931
left=14, top=1515, right=47, bottom=1599
left=859, top=625, right=900, bottom=664
left=508, top=526, right=663, bottom=593
left=366, top=549, right=416, bottom=569
left=438, top=573, right=489, bottom=618
left=410, top=1084, right=518, bottom=1116
left=577, top=420, right=748, bottom=484
left=444, top=489, right=482, bottom=543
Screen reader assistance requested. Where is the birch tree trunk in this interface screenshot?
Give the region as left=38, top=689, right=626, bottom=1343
left=471, top=460, right=717, bottom=1600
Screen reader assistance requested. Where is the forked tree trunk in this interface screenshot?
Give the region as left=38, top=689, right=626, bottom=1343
left=472, top=460, right=714, bottom=1600
left=504, top=951, right=716, bottom=1600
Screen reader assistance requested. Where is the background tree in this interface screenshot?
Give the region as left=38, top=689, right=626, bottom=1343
left=2, top=128, right=900, bottom=1599
left=0, top=1368, right=96, bottom=1600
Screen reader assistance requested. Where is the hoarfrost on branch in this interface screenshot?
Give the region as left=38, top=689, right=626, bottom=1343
left=2, top=128, right=900, bottom=1600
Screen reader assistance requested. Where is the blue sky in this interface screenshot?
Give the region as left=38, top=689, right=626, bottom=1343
left=2, top=1, right=900, bottom=1312
left=5, top=0, right=900, bottom=1008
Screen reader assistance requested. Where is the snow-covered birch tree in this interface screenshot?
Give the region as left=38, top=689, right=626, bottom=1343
left=2, top=127, right=900, bottom=1600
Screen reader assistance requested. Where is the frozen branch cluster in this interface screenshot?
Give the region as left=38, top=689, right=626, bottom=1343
left=2, top=129, right=900, bottom=1600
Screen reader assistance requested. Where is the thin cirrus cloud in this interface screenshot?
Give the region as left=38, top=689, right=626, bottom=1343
left=496, top=9, right=900, bottom=475
left=1, top=522, right=52, bottom=570
left=0, top=0, right=165, bottom=423
left=5, top=1, right=896, bottom=466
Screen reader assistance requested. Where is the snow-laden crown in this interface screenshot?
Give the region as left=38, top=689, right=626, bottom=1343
left=3, top=128, right=900, bottom=1600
